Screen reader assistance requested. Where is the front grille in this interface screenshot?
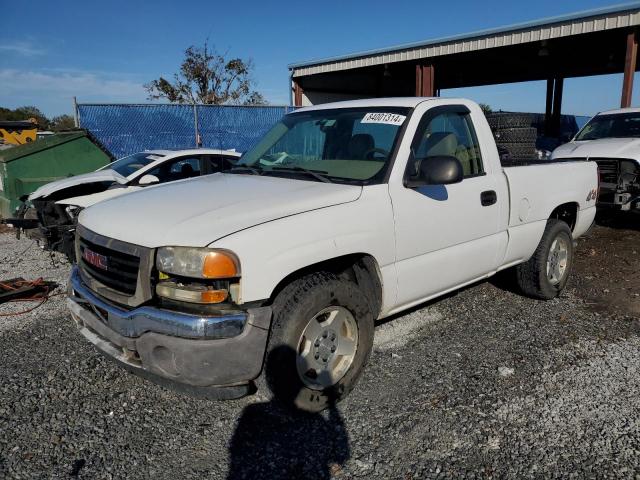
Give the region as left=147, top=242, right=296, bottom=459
left=595, top=159, right=619, bottom=184
left=79, top=236, right=140, bottom=295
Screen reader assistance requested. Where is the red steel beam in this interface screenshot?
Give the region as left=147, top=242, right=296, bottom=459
left=293, top=81, right=303, bottom=107
left=422, top=64, right=435, bottom=97
left=415, top=64, right=435, bottom=97
left=621, top=30, right=638, bottom=108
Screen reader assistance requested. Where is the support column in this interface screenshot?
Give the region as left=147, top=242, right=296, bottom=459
left=621, top=30, right=638, bottom=108
left=415, top=64, right=422, bottom=96
left=552, top=77, right=564, bottom=138
left=544, top=78, right=554, bottom=136
left=415, top=63, right=435, bottom=97
left=293, top=80, right=303, bottom=107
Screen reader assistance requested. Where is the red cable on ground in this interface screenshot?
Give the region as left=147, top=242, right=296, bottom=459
left=0, top=278, right=62, bottom=317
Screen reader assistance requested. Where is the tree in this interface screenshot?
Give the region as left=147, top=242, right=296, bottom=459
left=479, top=103, right=493, bottom=114
left=50, top=114, right=76, bottom=131
left=145, top=42, right=266, bottom=105
left=244, top=92, right=268, bottom=106
left=0, top=106, right=50, bottom=129
left=15, top=106, right=50, bottom=129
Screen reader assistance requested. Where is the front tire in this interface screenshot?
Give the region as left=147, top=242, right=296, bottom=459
left=263, top=272, right=374, bottom=412
left=516, top=219, right=574, bottom=299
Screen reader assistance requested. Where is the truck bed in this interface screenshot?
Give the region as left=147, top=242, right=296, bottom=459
left=500, top=157, right=589, bottom=167
left=496, top=159, right=597, bottom=271
left=502, top=160, right=596, bottom=227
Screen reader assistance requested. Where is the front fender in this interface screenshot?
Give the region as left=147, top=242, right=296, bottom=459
left=209, top=185, right=397, bottom=310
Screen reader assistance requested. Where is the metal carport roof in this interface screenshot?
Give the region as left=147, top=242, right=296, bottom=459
left=288, top=1, right=640, bottom=133
left=289, top=2, right=640, bottom=77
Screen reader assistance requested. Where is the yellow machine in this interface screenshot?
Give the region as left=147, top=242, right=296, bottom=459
left=0, top=119, right=38, bottom=145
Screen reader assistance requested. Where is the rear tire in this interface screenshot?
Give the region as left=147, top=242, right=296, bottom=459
left=516, top=219, right=574, bottom=299
left=262, top=272, right=374, bottom=412
left=486, top=113, right=532, bottom=129
left=494, top=127, right=537, bottom=144
left=500, top=143, right=537, bottom=160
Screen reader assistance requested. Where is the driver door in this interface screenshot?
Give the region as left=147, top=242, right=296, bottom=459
left=389, top=105, right=502, bottom=307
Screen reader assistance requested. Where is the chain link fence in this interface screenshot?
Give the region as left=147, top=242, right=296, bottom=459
left=77, top=103, right=294, bottom=158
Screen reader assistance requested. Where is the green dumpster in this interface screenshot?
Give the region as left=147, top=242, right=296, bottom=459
left=0, top=131, right=111, bottom=218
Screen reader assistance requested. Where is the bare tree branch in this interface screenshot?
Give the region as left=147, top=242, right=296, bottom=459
left=144, top=42, right=266, bottom=105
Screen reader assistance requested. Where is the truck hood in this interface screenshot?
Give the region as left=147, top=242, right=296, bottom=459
left=29, top=169, right=126, bottom=201
left=552, top=138, right=640, bottom=163
left=79, top=173, right=363, bottom=247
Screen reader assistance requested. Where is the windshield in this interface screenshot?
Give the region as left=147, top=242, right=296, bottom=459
left=235, top=107, right=410, bottom=183
left=575, top=112, right=640, bottom=140
left=102, top=152, right=163, bottom=177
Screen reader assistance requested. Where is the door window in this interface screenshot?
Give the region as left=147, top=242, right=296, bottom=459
left=143, top=156, right=201, bottom=183
left=204, top=155, right=237, bottom=173
left=412, top=110, right=484, bottom=178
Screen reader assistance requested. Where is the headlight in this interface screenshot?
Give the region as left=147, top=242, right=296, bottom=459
left=156, top=247, right=240, bottom=279
left=156, top=281, right=229, bottom=304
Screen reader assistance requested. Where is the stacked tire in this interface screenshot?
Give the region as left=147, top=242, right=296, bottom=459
left=486, top=113, right=538, bottom=162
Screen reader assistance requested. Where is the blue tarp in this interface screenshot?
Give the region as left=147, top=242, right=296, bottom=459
left=78, top=104, right=294, bottom=158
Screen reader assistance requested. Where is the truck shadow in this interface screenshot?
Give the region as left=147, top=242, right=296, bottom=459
left=376, top=271, right=525, bottom=328
left=488, top=267, right=522, bottom=295
left=227, top=346, right=350, bottom=480
left=595, top=210, right=640, bottom=231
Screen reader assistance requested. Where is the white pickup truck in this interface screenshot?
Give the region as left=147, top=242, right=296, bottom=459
left=552, top=107, right=640, bottom=213
left=67, top=98, right=597, bottom=411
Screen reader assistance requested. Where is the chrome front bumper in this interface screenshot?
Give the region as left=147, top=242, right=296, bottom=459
left=69, top=265, right=249, bottom=339
left=67, top=266, right=272, bottom=397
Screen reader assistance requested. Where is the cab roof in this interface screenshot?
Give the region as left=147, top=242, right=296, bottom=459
left=293, top=97, right=438, bottom=113
left=291, top=97, right=480, bottom=113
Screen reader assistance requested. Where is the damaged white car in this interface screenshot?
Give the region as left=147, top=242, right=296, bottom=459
left=552, top=107, right=640, bottom=213
left=8, top=148, right=241, bottom=260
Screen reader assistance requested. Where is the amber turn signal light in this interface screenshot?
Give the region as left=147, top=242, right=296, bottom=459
left=202, top=251, right=239, bottom=279
left=156, top=282, right=229, bottom=304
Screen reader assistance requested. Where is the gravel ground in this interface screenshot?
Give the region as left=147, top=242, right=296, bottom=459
left=1, top=219, right=639, bottom=479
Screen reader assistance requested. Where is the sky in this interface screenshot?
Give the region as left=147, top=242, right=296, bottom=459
left=1, top=0, right=639, bottom=118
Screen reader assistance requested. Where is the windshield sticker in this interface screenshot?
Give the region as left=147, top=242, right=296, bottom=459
left=361, top=112, right=406, bottom=126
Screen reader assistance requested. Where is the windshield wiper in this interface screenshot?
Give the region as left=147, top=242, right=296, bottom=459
left=228, top=165, right=263, bottom=175
left=270, top=166, right=331, bottom=183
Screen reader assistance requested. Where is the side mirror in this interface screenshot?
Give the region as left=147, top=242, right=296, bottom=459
left=138, top=174, right=160, bottom=186
left=405, top=155, right=464, bottom=188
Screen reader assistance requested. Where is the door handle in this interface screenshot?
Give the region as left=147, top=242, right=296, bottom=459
left=480, top=190, right=497, bottom=206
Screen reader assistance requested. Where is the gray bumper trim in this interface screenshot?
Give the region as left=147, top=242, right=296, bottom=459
left=67, top=268, right=273, bottom=392
left=69, top=265, right=248, bottom=339
left=71, top=319, right=253, bottom=400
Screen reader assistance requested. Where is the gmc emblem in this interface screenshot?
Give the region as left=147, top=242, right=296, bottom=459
left=83, top=248, right=108, bottom=271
